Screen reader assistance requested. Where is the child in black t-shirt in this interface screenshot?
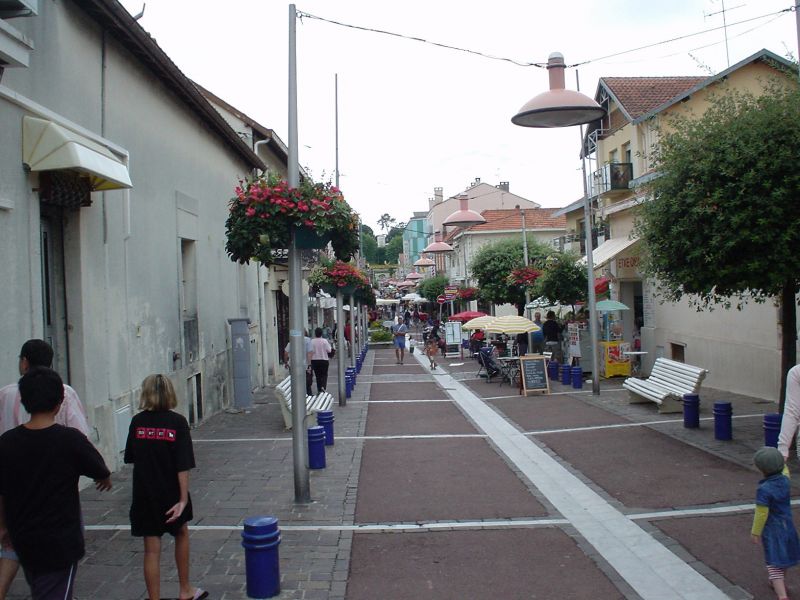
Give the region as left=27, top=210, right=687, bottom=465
left=124, top=374, right=206, bottom=600
left=0, top=366, right=111, bottom=599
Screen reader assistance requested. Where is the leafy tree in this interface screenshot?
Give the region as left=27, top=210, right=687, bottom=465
left=377, top=213, right=396, bottom=232
left=385, top=222, right=406, bottom=244
left=470, top=237, right=551, bottom=313
left=634, top=78, right=800, bottom=408
left=361, top=233, right=379, bottom=264
left=384, top=235, right=403, bottom=264
left=418, top=275, right=448, bottom=302
left=531, top=252, right=587, bottom=313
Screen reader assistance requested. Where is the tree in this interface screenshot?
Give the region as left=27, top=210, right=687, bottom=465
left=418, top=275, right=448, bottom=303
left=470, top=238, right=552, bottom=312
left=385, top=222, right=406, bottom=244
left=531, top=252, right=587, bottom=313
left=377, top=213, right=396, bottom=233
left=384, top=235, right=403, bottom=264
left=634, top=78, right=800, bottom=409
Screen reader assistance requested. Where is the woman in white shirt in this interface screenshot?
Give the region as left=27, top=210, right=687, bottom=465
left=309, top=327, right=333, bottom=394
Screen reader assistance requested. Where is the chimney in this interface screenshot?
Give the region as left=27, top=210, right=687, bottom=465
left=471, top=177, right=481, bottom=187
left=434, top=187, right=443, bottom=205
left=497, top=181, right=509, bottom=192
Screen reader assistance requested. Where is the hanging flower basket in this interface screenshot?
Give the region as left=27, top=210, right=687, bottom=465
left=225, top=172, right=360, bottom=266
left=507, top=266, right=542, bottom=287
left=309, top=260, right=369, bottom=300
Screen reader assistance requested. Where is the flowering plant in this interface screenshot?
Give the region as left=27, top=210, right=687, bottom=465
left=309, top=260, right=369, bottom=291
left=458, top=287, right=479, bottom=300
left=507, top=266, right=542, bottom=287
left=225, top=172, right=360, bottom=265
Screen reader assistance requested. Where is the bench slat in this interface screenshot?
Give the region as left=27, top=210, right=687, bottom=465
left=624, top=357, right=708, bottom=413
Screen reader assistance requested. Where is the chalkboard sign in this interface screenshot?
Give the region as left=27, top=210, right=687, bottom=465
left=519, top=355, right=549, bottom=395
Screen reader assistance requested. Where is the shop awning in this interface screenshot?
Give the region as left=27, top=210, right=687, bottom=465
left=581, top=236, right=639, bottom=270
left=22, top=116, right=132, bottom=191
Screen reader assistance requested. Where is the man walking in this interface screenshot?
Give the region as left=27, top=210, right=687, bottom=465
left=0, top=339, right=92, bottom=598
left=391, top=317, right=408, bottom=365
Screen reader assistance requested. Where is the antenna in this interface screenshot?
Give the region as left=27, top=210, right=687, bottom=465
left=703, top=1, right=744, bottom=68
left=133, top=3, right=146, bottom=21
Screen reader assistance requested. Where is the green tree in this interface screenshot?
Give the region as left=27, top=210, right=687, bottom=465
left=418, top=275, right=448, bottom=302
left=361, top=233, right=379, bottom=264
left=385, top=222, right=406, bottom=244
left=531, top=252, right=587, bottom=313
left=384, top=235, right=403, bottom=264
left=634, top=78, right=800, bottom=408
left=377, top=213, right=396, bottom=233
left=470, top=237, right=552, bottom=312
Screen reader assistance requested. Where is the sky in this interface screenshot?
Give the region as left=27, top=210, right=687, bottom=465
left=118, top=0, right=798, bottom=233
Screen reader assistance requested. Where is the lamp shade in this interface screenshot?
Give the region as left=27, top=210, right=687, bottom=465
left=414, top=256, right=435, bottom=267
left=512, top=52, right=605, bottom=128
left=423, top=231, right=453, bottom=254
left=406, top=272, right=423, bottom=280
left=443, top=195, right=486, bottom=227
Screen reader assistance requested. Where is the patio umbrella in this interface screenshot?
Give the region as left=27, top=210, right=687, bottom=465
left=595, top=299, right=629, bottom=312
left=449, top=310, right=488, bottom=322
left=462, top=316, right=496, bottom=330
left=397, top=280, right=416, bottom=288
left=485, top=315, right=541, bottom=334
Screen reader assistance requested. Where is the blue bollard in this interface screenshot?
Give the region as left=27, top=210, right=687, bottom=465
left=682, top=394, right=700, bottom=429
left=764, top=413, right=782, bottom=448
left=308, top=426, right=326, bottom=469
left=346, top=367, right=356, bottom=387
left=713, top=401, right=733, bottom=441
left=241, top=516, right=281, bottom=598
left=560, top=364, right=571, bottom=385
left=345, top=375, right=352, bottom=399
left=571, top=366, right=583, bottom=389
left=547, top=359, right=559, bottom=381
left=316, top=410, right=335, bottom=446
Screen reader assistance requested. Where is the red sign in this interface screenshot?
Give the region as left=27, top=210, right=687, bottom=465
left=436, top=295, right=446, bottom=304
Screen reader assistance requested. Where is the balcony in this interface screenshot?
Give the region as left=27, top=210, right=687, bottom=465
left=591, top=162, right=632, bottom=199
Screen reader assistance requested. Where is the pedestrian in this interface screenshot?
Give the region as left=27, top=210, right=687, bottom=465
left=284, top=331, right=313, bottom=396
left=425, top=322, right=440, bottom=370
left=515, top=332, right=528, bottom=357
left=751, top=446, right=800, bottom=600
left=124, top=374, right=207, bottom=600
left=309, top=327, right=332, bottom=394
left=531, top=312, right=545, bottom=354
left=391, top=317, right=408, bottom=365
left=0, top=339, right=91, bottom=598
left=542, top=310, right=563, bottom=362
left=777, top=365, right=800, bottom=462
left=0, top=366, right=112, bottom=600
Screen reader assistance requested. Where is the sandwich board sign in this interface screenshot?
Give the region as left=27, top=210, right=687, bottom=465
left=519, top=355, right=549, bottom=395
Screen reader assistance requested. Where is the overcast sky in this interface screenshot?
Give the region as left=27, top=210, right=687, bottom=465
left=118, top=0, right=798, bottom=232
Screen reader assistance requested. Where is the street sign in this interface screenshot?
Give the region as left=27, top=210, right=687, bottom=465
left=444, top=285, right=458, bottom=301
left=436, top=295, right=446, bottom=304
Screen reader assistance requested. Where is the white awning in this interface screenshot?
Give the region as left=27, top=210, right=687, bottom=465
left=580, top=236, right=639, bottom=270
left=22, top=116, right=132, bottom=191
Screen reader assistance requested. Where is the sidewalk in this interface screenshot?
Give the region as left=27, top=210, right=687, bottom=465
left=5, top=347, right=793, bottom=599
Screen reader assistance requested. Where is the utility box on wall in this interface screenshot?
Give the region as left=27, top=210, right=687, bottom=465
left=228, top=318, right=252, bottom=409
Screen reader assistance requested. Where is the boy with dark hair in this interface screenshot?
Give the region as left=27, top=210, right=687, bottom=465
left=0, top=367, right=111, bottom=599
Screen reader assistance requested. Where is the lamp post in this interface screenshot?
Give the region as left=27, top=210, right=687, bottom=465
left=423, top=233, right=453, bottom=321
left=517, top=205, right=532, bottom=349
left=512, top=52, right=606, bottom=395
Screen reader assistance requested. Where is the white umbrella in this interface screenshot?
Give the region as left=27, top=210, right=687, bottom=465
left=485, top=315, right=541, bottom=334
left=462, top=316, right=495, bottom=330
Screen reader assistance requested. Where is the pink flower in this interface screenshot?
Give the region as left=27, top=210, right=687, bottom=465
left=245, top=207, right=256, bottom=218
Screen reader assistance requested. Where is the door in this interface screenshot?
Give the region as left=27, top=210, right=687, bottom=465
left=39, top=210, right=70, bottom=380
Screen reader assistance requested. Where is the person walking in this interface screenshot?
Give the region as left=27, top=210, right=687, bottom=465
left=751, top=446, right=800, bottom=600
left=531, top=312, right=545, bottom=354
left=777, top=365, right=800, bottom=461
left=124, top=374, right=206, bottom=600
left=391, top=317, right=408, bottom=365
left=0, top=339, right=91, bottom=598
left=0, top=366, right=111, bottom=600
left=309, top=327, right=332, bottom=394
left=284, top=331, right=313, bottom=397
left=425, top=322, right=441, bottom=370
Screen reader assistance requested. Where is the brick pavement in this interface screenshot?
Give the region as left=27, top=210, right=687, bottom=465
left=2, top=345, right=793, bottom=599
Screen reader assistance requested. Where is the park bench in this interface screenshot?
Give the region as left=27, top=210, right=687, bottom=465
left=623, top=357, right=708, bottom=414
left=274, top=376, right=333, bottom=430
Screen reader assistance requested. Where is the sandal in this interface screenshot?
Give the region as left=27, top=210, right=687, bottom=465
left=179, top=590, right=209, bottom=600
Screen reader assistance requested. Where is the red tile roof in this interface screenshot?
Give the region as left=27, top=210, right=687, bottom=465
left=444, top=208, right=566, bottom=241
left=602, top=76, right=706, bottom=120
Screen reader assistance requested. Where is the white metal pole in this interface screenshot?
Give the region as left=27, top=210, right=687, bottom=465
left=336, top=289, right=346, bottom=406
left=288, top=4, right=310, bottom=502
left=349, top=294, right=356, bottom=368
left=521, top=208, right=532, bottom=351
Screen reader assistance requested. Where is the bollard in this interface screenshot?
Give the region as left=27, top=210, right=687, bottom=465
left=547, top=359, right=559, bottom=382
left=316, top=410, right=335, bottom=446
left=347, top=366, right=356, bottom=386
left=763, top=413, right=782, bottom=448
left=345, top=375, right=352, bottom=399
left=682, top=394, right=700, bottom=429
left=308, top=426, right=326, bottom=469
left=571, top=366, right=583, bottom=389
left=560, top=364, right=571, bottom=386
left=241, top=516, right=281, bottom=599
left=713, top=401, right=733, bottom=441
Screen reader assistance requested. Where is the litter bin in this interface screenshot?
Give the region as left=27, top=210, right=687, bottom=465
left=560, top=364, right=571, bottom=385
left=713, top=401, right=732, bottom=441
left=316, top=410, right=335, bottom=446
left=571, top=366, right=583, bottom=389
left=764, top=413, right=782, bottom=448
left=241, top=516, right=281, bottom=598
left=547, top=359, right=559, bottom=381
left=682, top=394, right=700, bottom=429
left=307, top=426, right=326, bottom=469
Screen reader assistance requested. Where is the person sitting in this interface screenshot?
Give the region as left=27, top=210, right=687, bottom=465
left=470, top=329, right=485, bottom=355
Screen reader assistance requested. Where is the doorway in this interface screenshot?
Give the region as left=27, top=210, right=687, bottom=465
left=39, top=209, right=70, bottom=380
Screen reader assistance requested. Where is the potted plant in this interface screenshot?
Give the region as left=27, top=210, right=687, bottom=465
left=225, top=172, right=360, bottom=266
left=308, top=260, right=370, bottom=296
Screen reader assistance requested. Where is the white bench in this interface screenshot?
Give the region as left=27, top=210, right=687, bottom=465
left=274, top=376, right=333, bottom=430
left=623, top=357, right=708, bottom=414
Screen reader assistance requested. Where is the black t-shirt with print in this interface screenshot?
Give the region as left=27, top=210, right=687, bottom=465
left=0, top=424, right=110, bottom=570
left=124, top=410, right=195, bottom=537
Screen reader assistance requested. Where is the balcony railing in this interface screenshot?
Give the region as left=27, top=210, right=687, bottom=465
left=591, top=162, right=632, bottom=197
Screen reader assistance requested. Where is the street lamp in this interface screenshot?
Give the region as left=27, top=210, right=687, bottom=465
left=512, top=52, right=606, bottom=395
